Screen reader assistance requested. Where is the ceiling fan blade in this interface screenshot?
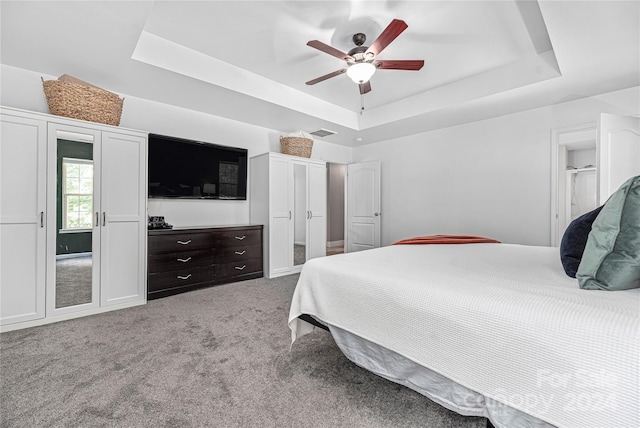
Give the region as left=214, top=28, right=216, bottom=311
left=307, top=40, right=352, bottom=61
left=365, top=19, right=408, bottom=57
left=359, top=81, right=371, bottom=94
left=375, top=60, right=424, bottom=71
left=306, top=69, right=347, bottom=85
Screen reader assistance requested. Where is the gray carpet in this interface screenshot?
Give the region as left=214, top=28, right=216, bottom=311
left=1, top=275, right=487, bottom=428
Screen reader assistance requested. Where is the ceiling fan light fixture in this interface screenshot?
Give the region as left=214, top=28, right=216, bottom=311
left=346, top=62, right=376, bottom=84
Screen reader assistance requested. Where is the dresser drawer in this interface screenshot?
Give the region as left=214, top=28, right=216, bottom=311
left=148, top=249, right=215, bottom=274
left=213, top=228, right=262, bottom=247
left=216, top=258, right=263, bottom=281
left=148, top=225, right=262, bottom=299
left=148, top=266, right=214, bottom=293
left=215, top=244, right=262, bottom=264
left=149, top=232, right=215, bottom=254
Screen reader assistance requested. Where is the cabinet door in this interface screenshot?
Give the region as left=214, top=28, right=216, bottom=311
left=0, top=114, right=47, bottom=325
left=307, top=162, right=327, bottom=260
left=100, top=131, right=147, bottom=306
left=46, top=124, right=102, bottom=317
left=268, top=157, right=292, bottom=276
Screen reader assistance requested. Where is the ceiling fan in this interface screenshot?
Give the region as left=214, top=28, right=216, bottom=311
left=305, top=19, right=424, bottom=95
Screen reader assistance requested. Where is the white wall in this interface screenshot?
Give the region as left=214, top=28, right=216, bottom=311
left=567, top=148, right=596, bottom=169
left=354, top=86, right=640, bottom=246
left=4, top=64, right=637, bottom=242
left=1, top=64, right=352, bottom=227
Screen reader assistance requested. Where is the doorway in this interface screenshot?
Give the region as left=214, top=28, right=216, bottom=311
left=551, top=122, right=597, bottom=246
left=326, top=160, right=382, bottom=255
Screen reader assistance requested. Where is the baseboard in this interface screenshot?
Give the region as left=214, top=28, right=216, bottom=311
left=0, top=300, right=147, bottom=333
left=327, top=240, right=344, bottom=248
left=267, top=266, right=303, bottom=279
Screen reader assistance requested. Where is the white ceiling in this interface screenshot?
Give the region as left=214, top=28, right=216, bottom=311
left=1, top=1, right=638, bottom=146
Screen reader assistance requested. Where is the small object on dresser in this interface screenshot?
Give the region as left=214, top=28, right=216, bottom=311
left=148, top=216, right=173, bottom=230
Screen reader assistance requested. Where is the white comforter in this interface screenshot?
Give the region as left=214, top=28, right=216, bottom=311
left=288, top=244, right=640, bottom=428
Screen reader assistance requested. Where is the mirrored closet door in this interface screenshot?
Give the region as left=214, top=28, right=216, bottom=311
left=292, top=160, right=326, bottom=269
left=47, top=125, right=102, bottom=316
left=293, top=163, right=307, bottom=267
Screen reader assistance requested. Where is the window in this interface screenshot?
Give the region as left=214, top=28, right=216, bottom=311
left=219, top=161, right=239, bottom=197
left=62, top=158, right=93, bottom=230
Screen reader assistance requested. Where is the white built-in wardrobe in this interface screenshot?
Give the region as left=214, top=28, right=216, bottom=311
left=250, top=152, right=326, bottom=278
left=0, top=107, right=147, bottom=329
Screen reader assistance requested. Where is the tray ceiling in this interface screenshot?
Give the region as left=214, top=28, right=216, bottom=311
left=1, top=1, right=638, bottom=146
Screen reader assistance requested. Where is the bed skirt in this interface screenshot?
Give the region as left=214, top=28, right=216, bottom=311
left=321, top=319, right=556, bottom=428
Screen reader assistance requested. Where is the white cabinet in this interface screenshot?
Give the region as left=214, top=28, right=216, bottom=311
left=0, top=113, right=47, bottom=324
left=250, top=153, right=326, bottom=278
left=0, top=107, right=147, bottom=328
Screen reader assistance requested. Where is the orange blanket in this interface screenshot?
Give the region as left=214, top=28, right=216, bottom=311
left=392, top=234, right=500, bottom=245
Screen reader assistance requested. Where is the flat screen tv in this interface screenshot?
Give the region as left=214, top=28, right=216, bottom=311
left=148, top=133, right=248, bottom=200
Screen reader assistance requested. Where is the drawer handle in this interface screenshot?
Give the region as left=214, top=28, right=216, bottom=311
left=177, top=240, right=192, bottom=245
left=177, top=257, right=192, bottom=263
left=234, top=265, right=247, bottom=271
left=177, top=274, right=192, bottom=280
left=235, top=235, right=246, bottom=240
left=235, top=250, right=246, bottom=255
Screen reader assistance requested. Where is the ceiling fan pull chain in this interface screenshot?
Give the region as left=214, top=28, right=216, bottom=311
left=361, top=93, right=365, bottom=115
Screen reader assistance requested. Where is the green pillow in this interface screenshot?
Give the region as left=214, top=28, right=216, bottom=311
left=577, top=175, right=640, bottom=290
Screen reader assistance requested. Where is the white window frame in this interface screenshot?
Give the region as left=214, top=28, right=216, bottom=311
left=61, top=157, right=94, bottom=233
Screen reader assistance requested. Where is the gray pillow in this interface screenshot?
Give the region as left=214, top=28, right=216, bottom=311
left=577, top=175, right=640, bottom=290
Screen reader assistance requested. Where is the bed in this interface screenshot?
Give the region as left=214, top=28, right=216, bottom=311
left=288, top=243, right=640, bottom=428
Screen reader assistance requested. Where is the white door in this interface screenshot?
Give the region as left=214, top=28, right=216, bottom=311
left=346, top=161, right=381, bottom=253
left=100, top=131, right=147, bottom=306
left=0, top=113, right=47, bottom=325
left=46, top=124, right=102, bottom=317
left=269, top=156, right=292, bottom=276
left=307, top=162, right=327, bottom=260
left=292, top=161, right=307, bottom=267
left=598, top=113, right=640, bottom=204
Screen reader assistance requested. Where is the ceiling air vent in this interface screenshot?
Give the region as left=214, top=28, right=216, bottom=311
left=309, top=128, right=337, bottom=138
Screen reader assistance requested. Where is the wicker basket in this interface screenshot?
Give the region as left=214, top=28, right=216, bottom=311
left=41, top=77, right=124, bottom=126
left=280, top=136, right=313, bottom=158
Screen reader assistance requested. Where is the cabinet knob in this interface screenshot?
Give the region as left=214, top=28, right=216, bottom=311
left=234, top=265, right=247, bottom=270
left=177, top=240, right=192, bottom=245
left=235, top=250, right=246, bottom=255
left=177, top=274, right=192, bottom=280
left=177, top=257, right=192, bottom=263
left=235, top=235, right=246, bottom=240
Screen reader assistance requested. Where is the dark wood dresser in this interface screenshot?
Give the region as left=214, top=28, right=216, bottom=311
left=147, top=225, right=263, bottom=299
